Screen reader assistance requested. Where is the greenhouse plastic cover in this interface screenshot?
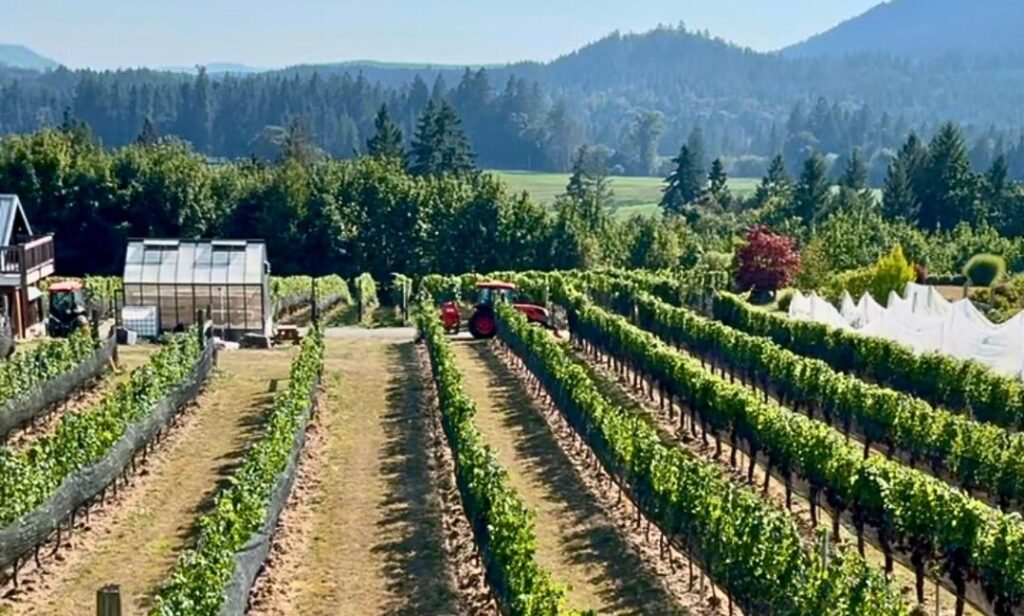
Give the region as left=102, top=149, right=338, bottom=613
left=789, top=283, right=1024, bottom=378
left=124, top=239, right=266, bottom=286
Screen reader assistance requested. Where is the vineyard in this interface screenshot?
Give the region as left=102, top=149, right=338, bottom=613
left=1, top=268, right=1022, bottom=616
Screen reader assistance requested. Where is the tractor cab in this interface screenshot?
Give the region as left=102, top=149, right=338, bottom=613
left=468, top=281, right=554, bottom=339
left=47, top=281, right=89, bottom=338
left=475, top=281, right=518, bottom=307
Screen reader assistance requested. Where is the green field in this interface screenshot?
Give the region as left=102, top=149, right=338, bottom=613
left=492, top=170, right=760, bottom=219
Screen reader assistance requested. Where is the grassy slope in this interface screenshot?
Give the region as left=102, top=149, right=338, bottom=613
left=492, top=170, right=759, bottom=219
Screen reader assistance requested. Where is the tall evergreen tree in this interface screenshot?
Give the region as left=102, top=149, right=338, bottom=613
left=707, top=158, right=731, bottom=207
left=408, top=100, right=475, bottom=176
left=986, top=153, right=1015, bottom=230
left=919, top=122, right=979, bottom=230
left=566, top=145, right=612, bottom=206
left=840, top=148, right=869, bottom=191
left=754, top=154, right=793, bottom=207
left=366, top=104, right=404, bottom=159
left=136, top=117, right=159, bottom=146
left=661, top=144, right=704, bottom=215
left=686, top=127, right=707, bottom=174
left=792, top=153, right=830, bottom=224
left=280, top=117, right=321, bottom=165
left=566, top=145, right=589, bottom=201
left=882, top=156, right=918, bottom=220
left=408, top=100, right=440, bottom=175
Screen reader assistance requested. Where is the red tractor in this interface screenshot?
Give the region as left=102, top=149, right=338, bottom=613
left=439, top=281, right=555, bottom=339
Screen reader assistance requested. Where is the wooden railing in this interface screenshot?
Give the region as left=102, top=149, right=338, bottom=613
left=0, top=235, right=54, bottom=275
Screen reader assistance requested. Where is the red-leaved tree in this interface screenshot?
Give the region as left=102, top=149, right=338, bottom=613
left=735, top=225, right=802, bottom=294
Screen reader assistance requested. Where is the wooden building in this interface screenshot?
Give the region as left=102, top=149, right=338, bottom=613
left=0, top=195, right=55, bottom=338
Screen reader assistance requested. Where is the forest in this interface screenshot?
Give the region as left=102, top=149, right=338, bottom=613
left=4, top=26, right=1024, bottom=179
left=1, top=101, right=1022, bottom=285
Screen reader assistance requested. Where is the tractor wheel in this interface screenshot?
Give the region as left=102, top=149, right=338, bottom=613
left=469, top=312, right=497, bottom=339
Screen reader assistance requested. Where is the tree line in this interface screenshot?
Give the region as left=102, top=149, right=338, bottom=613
left=2, top=105, right=1023, bottom=285
left=4, top=26, right=1024, bottom=178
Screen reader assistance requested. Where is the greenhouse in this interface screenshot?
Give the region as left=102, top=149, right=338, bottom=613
left=122, top=238, right=272, bottom=337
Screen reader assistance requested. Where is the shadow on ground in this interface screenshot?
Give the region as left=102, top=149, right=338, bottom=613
left=457, top=339, right=686, bottom=616
left=371, top=341, right=461, bottom=616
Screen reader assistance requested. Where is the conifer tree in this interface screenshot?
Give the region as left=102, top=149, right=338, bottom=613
left=882, top=156, right=918, bottom=220
left=754, top=154, right=793, bottom=207
left=707, top=157, right=731, bottom=207
left=366, top=104, right=404, bottom=159
left=919, top=122, right=978, bottom=230
left=136, top=117, right=159, bottom=146
left=840, top=148, right=869, bottom=191
left=792, top=153, right=830, bottom=224
left=661, top=143, right=704, bottom=215
left=408, top=100, right=475, bottom=176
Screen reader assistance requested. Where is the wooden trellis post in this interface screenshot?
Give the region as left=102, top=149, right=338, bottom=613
left=96, top=584, right=121, bottom=616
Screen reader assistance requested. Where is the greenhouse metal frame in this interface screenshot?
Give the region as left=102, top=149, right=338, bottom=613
left=123, top=238, right=272, bottom=337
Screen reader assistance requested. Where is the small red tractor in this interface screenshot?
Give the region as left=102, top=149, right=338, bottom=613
left=439, top=281, right=555, bottom=339
left=47, top=280, right=90, bottom=338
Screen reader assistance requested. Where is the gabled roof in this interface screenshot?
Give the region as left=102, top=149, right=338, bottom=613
left=0, top=195, right=33, bottom=246
left=123, top=238, right=268, bottom=285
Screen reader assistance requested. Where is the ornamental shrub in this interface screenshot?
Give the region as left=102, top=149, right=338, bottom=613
left=825, top=245, right=915, bottom=304
left=964, top=253, right=1006, bottom=287
left=734, top=226, right=801, bottom=295
left=776, top=288, right=795, bottom=312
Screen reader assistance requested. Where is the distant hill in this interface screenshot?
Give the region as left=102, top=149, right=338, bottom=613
left=784, top=0, right=1024, bottom=59
left=160, top=63, right=266, bottom=75
left=4, top=25, right=1024, bottom=179
left=0, top=44, right=59, bottom=71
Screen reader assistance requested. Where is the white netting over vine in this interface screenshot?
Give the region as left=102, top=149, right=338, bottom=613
left=788, top=283, right=1024, bottom=378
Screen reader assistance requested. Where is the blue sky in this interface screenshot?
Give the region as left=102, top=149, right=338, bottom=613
left=3, top=0, right=883, bottom=69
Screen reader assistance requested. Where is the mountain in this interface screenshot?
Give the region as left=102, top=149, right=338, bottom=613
left=0, top=44, right=59, bottom=71
left=784, top=0, right=1024, bottom=59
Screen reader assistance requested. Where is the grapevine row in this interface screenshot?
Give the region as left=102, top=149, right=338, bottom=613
left=713, top=287, right=1024, bottom=431
left=0, top=329, right=101, bottom=437
left=494, top=302, right=910, bottom=616
left=153, top=328, right=324, bottom=615
left=271, top=275, right=352, bottom=318
left=549, top=279, right=1024, bottom=615
left=0, top=329, right=203, bottom=527
left=416, top=301, right=570, bottom=616
left=587, top=275, right=1024, bottom=510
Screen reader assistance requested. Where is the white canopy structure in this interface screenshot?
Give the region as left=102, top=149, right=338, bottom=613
left=788, top=283, right=1024, bottom=378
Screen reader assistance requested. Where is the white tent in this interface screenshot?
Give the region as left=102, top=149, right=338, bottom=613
left=789, top=283, right=1024, bottom=378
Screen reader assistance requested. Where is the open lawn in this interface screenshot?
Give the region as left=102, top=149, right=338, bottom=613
left=492, top=170, right=760, bottom=219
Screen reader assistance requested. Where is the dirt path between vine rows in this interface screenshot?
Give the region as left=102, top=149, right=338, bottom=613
left=248, top=328, right=463, bottom=616
left=1, top=348, right=295, bottom=616
left=451, top=338, right=687, bottom=615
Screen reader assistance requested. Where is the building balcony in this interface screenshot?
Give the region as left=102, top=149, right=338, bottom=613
left=0, top=235, right=55, bottom=285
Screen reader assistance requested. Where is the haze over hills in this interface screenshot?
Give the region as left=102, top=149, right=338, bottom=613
left=158, top=63, right=266, bottom=75
left=785, top=0, right=1024, bottom=58
left=0, top=44, right=59, bottom=71
left=3, top=0, right=1020, bottom=74
left=2, top=1, right=1024, bottom=181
